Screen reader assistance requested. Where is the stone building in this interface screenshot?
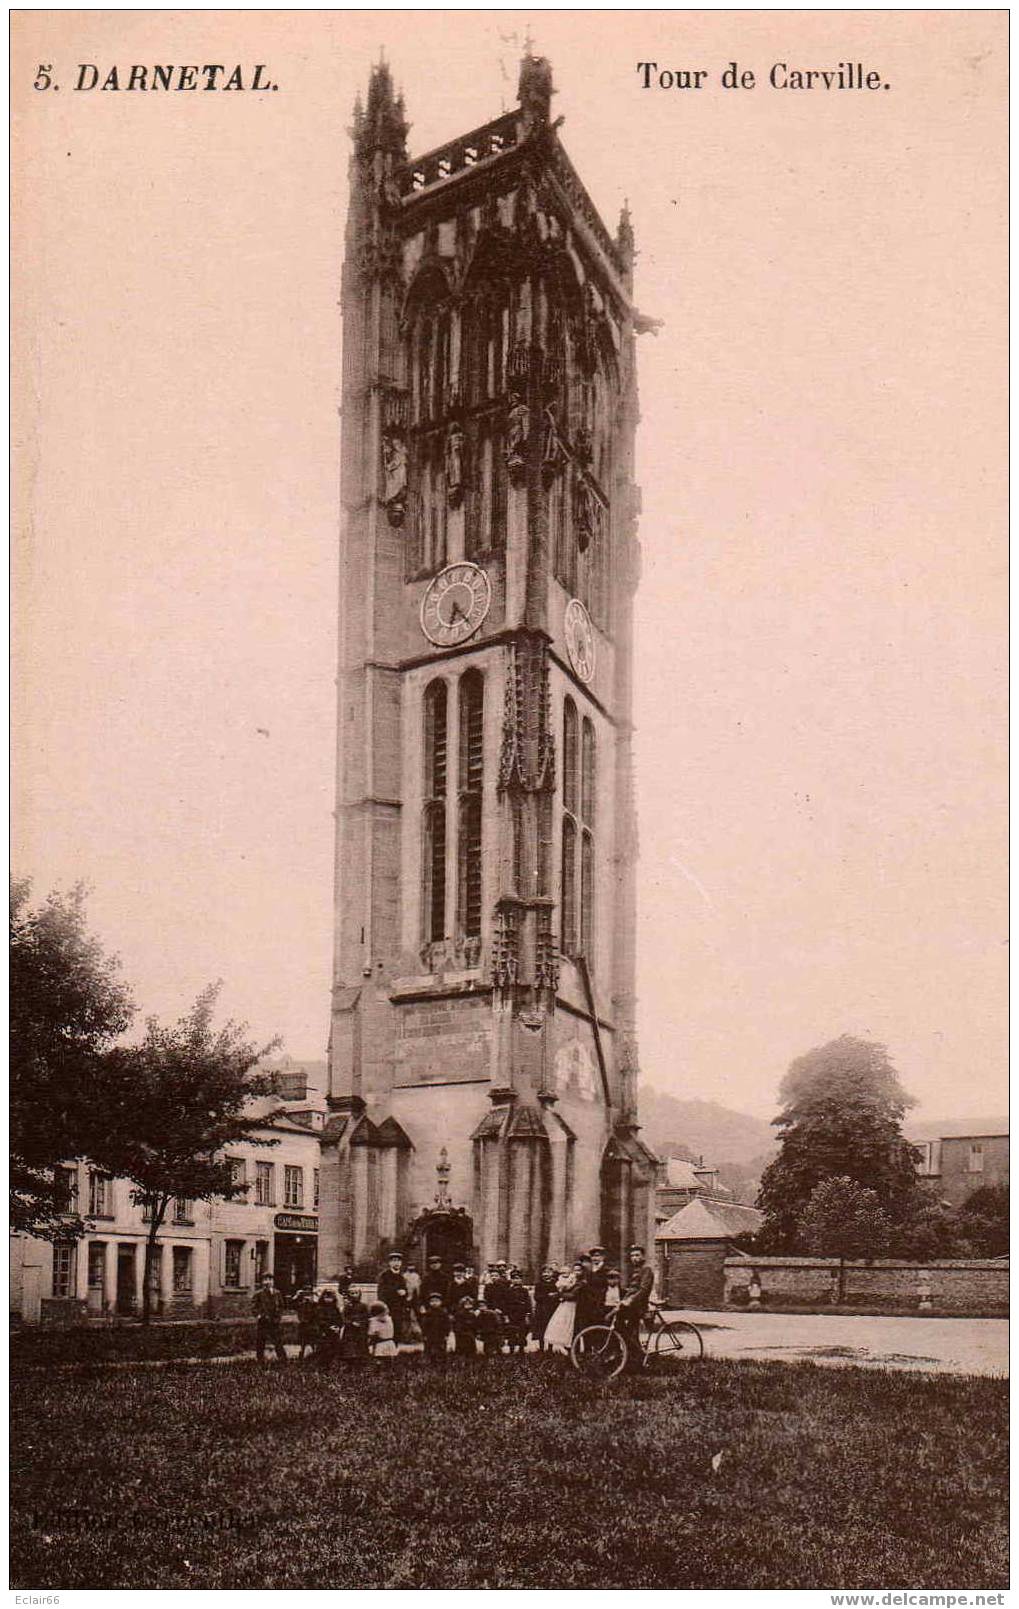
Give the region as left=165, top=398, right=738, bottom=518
left=9, top=1070, right=326, bottom=1324
left=10, top=1168, right=214, bottom=1326
left=654, top=1155, right=733, bottom=1227
left=320, top=54, right=658, bottom=1280
left=656, top=1198, right=764, bottom=1309
left=915, top=1131, right=1009, bottom=1210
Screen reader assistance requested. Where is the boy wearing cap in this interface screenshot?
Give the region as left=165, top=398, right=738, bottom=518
left=617, top=1244, right=655, bottom=1355
left=448, top=1263, right=472, bottom=1308
left=420, top=1290, right=452, bottom=1360
left=503, top=1269, right=532, bottom=1353
left=452, top=1294, right=479, bottom=1357
left=252, top=1274, right=288, bottom=1364
left=475, top=1297, right=505, bottom=1357
left=588, top=1246, right=610, bottom=1322
left=573, top=1252, right=603, bottom=1334
left=419, top=1254, right=449, bottom=1312
left=377, top=1251, right=411, bottom=1344
left=485, top=1261, right=511, bottom=1317
left=533, top=1264, right=560, bottom=1349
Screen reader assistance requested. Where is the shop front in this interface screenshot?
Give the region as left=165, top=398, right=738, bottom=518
left=273, top=1213, right=318, bottom=1295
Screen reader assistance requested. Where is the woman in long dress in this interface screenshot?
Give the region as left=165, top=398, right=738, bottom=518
left=542, top=1262, right=585, bottom=1354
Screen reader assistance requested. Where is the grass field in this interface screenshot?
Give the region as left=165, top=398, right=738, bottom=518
left=10, top=1355, right=1008, bottom=1590
left=9, top=1319, right=264, bottom=1371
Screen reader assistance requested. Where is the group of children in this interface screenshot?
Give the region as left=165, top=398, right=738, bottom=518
left=289, top=1247, right=630, bottom=1364
left=423, top=1262, right=536, bottom=1358
left=291, top=1284, right=400, bottom=1362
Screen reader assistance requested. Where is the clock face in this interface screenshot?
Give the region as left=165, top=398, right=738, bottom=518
left=564, top=598, right=595, bottom=684
left=420, top=562, right=492, bottom=648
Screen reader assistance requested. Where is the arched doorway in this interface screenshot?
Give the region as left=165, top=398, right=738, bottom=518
left=406, top=1207, right=475, bottom=1273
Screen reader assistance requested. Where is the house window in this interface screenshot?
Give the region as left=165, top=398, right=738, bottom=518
left=255, top=1161, right=274, bottom=1206
left=172, top=1247, right=193, bottom=1292
left=457, top=670, right=485, bottom=941
left=52, top=1243, right=76, bottom=1299
left=313, top=1169, right=320, bottom=1209
left=968, top=1144, right=984, bottom=1174
left=88, top=1172, right=113, bottom=1218
left=173, top=1197, right=194, bottom=1225
left=87, top=1242, right=106, bottom=1291
left=54, top=1166, right=78, bottom=1213
left=284, top=1166, right=304, bottom=1209
left=227, top=1157, right=246, bottom=1192
left=422, top=680, right=448, bottom=942
left=223, top=1240, right=244, bottom=1289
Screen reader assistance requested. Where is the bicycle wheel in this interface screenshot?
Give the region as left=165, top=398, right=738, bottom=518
left=570, top=1324, right=628, bottom=1381
left=647, top=1320, right=704, bottom=1364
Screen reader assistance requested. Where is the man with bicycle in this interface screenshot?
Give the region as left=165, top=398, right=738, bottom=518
left=615, top=1244, right=655, bottom=1355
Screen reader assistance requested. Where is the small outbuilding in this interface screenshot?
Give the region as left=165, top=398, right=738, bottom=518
left=655, top=1197, right=764, bottom=1308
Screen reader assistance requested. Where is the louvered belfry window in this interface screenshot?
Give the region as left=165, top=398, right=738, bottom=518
left=458, top=670, right=485, bottom=939
left=423, top=680, right=448, bottom=942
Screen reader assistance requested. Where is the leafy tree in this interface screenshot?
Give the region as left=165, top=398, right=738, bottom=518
left=97, top=984, right=282, bottom=1323
left=715, top=1159, right=766, bottom=1206
left=890, top=1182, right=966, bottom=1261
left=955, top=1184, right=1009, bottom=1258
left=756, top=1035, right=922, bottom=1251
left=10, top=879, right=134, bottom=1238
left=797, top=1176, right=893, bottom=1301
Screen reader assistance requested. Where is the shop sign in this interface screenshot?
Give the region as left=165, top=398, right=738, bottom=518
left=274, top=1213, right=318, bottom=1232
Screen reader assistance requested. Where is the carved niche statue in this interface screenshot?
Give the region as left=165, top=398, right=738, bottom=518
left=504, top=391, right=529, bottom=481
left=574, top=476, right=599, bottom=554
left=541, top=404, right=564, bottom=486
left=381, top=428, right=407, bottom=526
left=445, top=419, right=466, bottom=507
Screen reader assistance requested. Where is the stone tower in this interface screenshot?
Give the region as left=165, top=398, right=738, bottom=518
left=319, top=54, right=658, bottom=1280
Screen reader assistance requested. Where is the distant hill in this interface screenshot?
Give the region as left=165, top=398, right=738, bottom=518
left=637, top=1086, right=776, bottom=1167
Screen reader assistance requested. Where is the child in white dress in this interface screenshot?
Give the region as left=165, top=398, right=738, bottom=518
left=542, top=1265, right=581, bottom=1353
left=368, top=1300, right=398, bottom=1358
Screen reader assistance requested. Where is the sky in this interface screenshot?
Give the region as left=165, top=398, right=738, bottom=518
left=12, top=11, right=1007, bottom=1123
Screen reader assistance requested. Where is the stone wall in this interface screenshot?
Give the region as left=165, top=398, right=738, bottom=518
left=723, top=1256, right=1009, bottom=1313
left=659, top=1241, right=730, bottom=1308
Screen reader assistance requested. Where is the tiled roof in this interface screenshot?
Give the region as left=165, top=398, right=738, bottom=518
left=471, top=1106, right=507, bottom=1142
left=664, top=1158, right=703, bottom=1189
left=656, top=1196, right=763, bottom=1242
left=375, top=1115, right=412, bottom=1149
left=470, top=1103, right=552, bottom=1142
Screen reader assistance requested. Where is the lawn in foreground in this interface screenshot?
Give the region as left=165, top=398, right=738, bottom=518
left=10, top=1355, right=1007, bottom=1589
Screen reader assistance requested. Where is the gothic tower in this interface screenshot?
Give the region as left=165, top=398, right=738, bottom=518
left=319, top=55, right=658, bottom=1279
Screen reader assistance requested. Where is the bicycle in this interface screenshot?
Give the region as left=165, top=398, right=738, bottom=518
left=570, top=1301, right=704, bottom=1380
